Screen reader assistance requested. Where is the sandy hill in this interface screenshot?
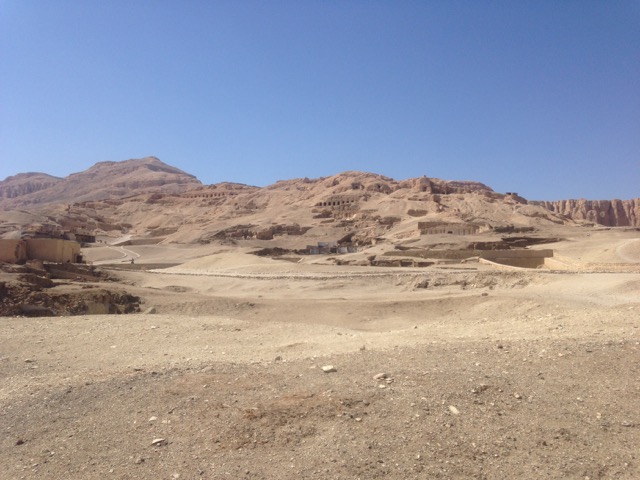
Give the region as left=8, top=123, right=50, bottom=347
left=0, top=157, right=638, bottom=246
left=58, top=169, right=570, bottom=246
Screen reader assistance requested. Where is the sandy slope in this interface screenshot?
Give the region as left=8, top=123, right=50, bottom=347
left=1, top=228, right=639, bottom=479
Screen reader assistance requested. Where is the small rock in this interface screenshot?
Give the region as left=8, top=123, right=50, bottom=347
left=274, top=356, right=283, bottom=362
left=448, top=405, right=460, bottom=415
left=15, top=439, right=25, bottom=446
left=514, top=393, right=522, bottom=400
left=151, top=438, right=167, bottom=447
left=373, top=373, right=388, bottom=380
left=144, top=307, right=157, bottom=314
left=148, top=416, right=157, bottom=422
left=471, top=384, right=489, bottom=394
left=322, top=365, right=337, bottom=373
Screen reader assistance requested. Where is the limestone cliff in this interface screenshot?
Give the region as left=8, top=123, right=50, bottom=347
left=532, top=199, right=640, bottom=227
left=0, top=172, right=61, bottom=199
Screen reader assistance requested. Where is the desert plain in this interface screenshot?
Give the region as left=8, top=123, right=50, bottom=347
left=1, top=160, right=639, bottom=479
left=1, top=225, right=639, bottom=480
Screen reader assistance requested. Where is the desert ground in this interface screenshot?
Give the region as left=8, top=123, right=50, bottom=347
left=1, top=227, right=639, bottom=479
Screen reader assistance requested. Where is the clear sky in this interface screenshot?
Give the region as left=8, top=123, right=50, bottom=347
left=1, top=1, right=638, bottom=200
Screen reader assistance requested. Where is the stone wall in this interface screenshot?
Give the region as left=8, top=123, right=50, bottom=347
left=0, top=239, right=27, bottom=263
left=1, top=238, right=81, bottom=264
left=25, top=238, right=81, bottom=263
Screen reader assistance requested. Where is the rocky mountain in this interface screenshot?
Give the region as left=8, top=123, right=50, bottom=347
left=0, top=157, right=201, bottom=208
left=4, top=168, right=572, bottom=245
left=533, top=199, right=640, bottom=227
left=0, top=172, right=62, bottom=199
left=0, top=157, right=637, bottom=246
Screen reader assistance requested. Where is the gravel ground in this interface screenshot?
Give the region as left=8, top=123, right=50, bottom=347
left=1, top=266, right=639, bottom=479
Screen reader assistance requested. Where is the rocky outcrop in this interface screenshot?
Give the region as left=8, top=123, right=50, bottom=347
left=0, top=172, right=61, bottom=199
left=399, top=176, right=493, bottom=195
left=532, top=199, right=640, bottom=227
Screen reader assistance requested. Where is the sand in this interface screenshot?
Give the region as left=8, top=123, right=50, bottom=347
left=1, top=227, right=639, bottom=479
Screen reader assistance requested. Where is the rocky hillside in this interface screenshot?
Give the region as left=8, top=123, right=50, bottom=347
left=16, top=168, right=573, bottom=245
left=533, top=199, right=640, bottom=227
left=1, top=157, right=637, bottom=246
left=0, top=157, right=201, bottom=208
left=0, top=172, right=61, bottom=200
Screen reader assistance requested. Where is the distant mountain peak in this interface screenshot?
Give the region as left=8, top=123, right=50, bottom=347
left=0, top=157, right=201, bottom=207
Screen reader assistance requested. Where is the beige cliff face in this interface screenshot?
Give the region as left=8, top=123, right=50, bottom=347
left=533, top=198, right=640, bottom=227
left=0, top=172, right=61, bottom=199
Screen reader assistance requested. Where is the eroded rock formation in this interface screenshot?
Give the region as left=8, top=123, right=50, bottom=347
left=532, top=199, right=640, bottom=227
left=0, top=173, right=61, bottom=199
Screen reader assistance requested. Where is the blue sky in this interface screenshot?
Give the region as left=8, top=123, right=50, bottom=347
left=1, top=1, right=638, bottom=200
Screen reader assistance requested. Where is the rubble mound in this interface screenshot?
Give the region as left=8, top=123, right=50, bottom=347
left=0, top=263, right=141, bottom=316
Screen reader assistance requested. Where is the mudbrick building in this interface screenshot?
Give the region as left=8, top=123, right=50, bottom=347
left=1, top=225, right=85, bottom=264
left=0, top=238, right=82, bottom=264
